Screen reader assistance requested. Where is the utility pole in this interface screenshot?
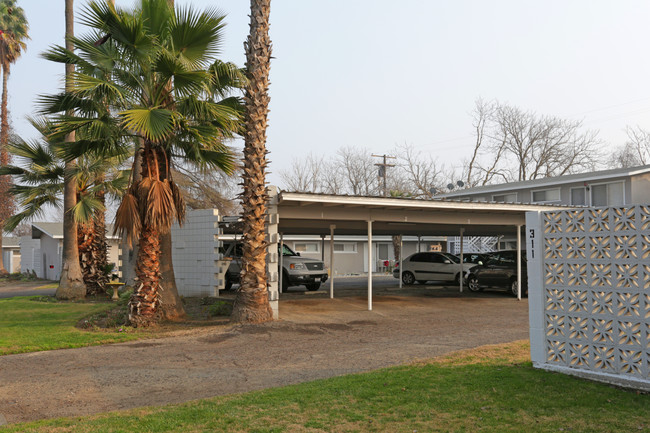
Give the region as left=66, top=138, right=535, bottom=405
left=372, top=154, right=396, bottom=197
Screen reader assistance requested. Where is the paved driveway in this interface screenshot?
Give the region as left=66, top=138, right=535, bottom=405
left=0, top=284, right=529, bottom=425
left=0, top=280, right=56, bottom=298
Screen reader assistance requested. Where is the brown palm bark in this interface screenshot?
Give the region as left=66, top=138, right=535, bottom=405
left=57, top=0, right=86, bottom=299
left=232, top=0, right=273, bottom=323
left=128, top=145, right=165, bottom=326
left=159, top=231, right=185, bottom=320
left=0, top=64, right=11, bottom=275
left=130, top=224, right=162, bottom=326
left=78, top=198, right=109, bottom=296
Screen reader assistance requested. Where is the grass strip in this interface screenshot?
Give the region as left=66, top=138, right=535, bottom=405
left=5, top=341, right=649, bottom=433
left=0, top=297, right=141, bottom=355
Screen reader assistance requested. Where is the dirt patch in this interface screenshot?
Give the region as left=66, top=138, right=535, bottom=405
left=0, top=288, right=531, bottom=425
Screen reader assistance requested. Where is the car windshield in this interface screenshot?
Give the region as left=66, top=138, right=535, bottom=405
left=279, top=244, right=299, bottom=256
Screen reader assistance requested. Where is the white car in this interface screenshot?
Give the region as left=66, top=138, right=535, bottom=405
left=393, top=252, right=464, bottom=285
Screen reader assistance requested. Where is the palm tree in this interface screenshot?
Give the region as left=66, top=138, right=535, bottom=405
left=232, top=0, right=274, bottom=323
left=57, top=0, right=86, bottom=299
left=0, top=0, right=28, bottom=274
left=0, top=121, right=129, bottom=292
left=42, top=0, right=242, bottom=326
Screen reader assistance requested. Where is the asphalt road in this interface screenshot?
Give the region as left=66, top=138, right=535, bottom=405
left=0, top=280, right=56, bottom=299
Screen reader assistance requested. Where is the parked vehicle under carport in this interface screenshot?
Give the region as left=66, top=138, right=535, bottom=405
left=466, top=250, right=527, bottom=297
left=392, top=252, right=464, bottom=285
left=221, top=241, right=328, bottom=291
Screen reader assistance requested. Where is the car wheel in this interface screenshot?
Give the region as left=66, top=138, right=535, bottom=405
left=467, top=275, right=482, bottom=292
left=306, top=282, right=320, bottom=291
left=510, top=279, right=520, bottom=297
left=402, top=271, right=415, bottom=285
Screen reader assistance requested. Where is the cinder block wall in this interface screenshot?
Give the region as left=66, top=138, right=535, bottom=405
left=527, top=206, right=650, bottom=392
left=20, top=237, right=41, bottom=277
left=171, top=209, right=221, bottom=297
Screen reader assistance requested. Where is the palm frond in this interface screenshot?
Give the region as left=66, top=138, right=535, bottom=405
left=114, top=192, right=141, bottom=246
left=71, top=195, right=104, bottom=224
left=138, top=177, right=176, bottom=232
left=170, top=6, right=225, bottom=69
left=121, top=108, right=177, bottom=142
left=169, top=179, right=185, bottom=225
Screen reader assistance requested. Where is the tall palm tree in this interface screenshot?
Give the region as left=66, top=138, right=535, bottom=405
left=0, top=122, right=129, bottom=292
left=42, top=0, right=242, bottom=326
left=232, top=0, right=274, bottom=323
left=0, top=0, right=28, bottom=274
left=57, top=0, right=86, bottom=299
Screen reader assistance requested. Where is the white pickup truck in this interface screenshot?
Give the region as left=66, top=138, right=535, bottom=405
left=221, top=241, right=328, bottom=291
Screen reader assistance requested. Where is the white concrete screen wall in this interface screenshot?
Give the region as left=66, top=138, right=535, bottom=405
left=170, top=209, right=222, bottom=297
left=527, top=206, right=650, bottom=391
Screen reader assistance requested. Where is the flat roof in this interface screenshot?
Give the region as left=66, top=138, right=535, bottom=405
left=439, top=164, right=650, bottom=198
left=275, top=191, right=569, bottom=237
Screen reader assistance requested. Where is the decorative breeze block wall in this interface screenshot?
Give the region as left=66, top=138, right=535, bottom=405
left=527, top=206, right=650, bottom=391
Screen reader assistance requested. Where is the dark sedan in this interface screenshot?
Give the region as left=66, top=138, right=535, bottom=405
left=466, top=250, right=527, bottom=297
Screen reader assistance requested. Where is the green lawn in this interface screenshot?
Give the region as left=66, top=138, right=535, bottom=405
left=0, top=297, right=141, bottom=355
left=6, top=341, right=649, bottom=433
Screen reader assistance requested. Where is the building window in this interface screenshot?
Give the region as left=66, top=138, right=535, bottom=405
left=492, top=193, right=517, bottom=203
left=294, top=242, right=319, bottom=253
left=591, top=182, right=624, bottom=207
left=570, top=187, right=587, bottom=206
left=532, top=188, right=560, bottom=203
left=334, top=242, right=357, bottom=253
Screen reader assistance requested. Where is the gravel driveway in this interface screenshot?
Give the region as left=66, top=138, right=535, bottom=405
left=0, top=284, right=530, bottom=425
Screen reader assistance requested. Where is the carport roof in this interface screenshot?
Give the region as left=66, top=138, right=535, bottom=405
left=275, top=191, right=570, bottom=237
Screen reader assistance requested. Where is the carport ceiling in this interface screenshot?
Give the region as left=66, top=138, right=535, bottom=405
left=276, top=192, right=569, bottom=237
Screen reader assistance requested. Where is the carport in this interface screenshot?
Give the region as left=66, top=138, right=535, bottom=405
left=268, top=188, right=567, bottom=315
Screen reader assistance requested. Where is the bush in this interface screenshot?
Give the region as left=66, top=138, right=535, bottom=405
left=208, top=300, right=232, bottom=316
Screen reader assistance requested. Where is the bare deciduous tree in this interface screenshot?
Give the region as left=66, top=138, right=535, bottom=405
left=610, top=125, right=650, bottom=168
left=392, top=143, right=444, bottom=198
left=278, top=153, right=324, bottom=193
left=464, top=99, right=602, bottom=185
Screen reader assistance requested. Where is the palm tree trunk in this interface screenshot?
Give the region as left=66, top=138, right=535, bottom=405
left=128, top=145, right=163, bottom=326
left=159, top=232, right=185, bottom=320
left=92, top=189, right=109, bottom=290
left=77, top=194, right=109, bottom=296
left=232, top=0, right=273, bottom=323
left=0, top=64, right=10, bottom=275
left=130, top=224, right=162, bottom=327
left=57, top=0, right=86, bottom=299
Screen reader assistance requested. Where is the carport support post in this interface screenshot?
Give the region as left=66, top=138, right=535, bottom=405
left=459, top=227, right=464, bottom=292
left=399, top=235, right=403, bottom=289
left=279, top=233, right=284, bottom=294
left=516, top=224, right=522, bottom=300
left=329, top=224, right=335, bottom=299
left=320, top=235, right=325, bottom=262
left=367, top=220, right=373, bottom=311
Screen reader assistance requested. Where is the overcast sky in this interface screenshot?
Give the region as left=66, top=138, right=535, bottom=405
left=8, top=0, right=650, bottom=187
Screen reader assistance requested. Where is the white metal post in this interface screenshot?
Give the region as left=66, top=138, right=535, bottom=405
left=516, top=224, right=522, bottom=300
left=399, top=235, right=403, bottom=289
left=459, top=227, right=464, bottom=292
left=279, top=233, right=284, bottom=294
left=367, top=220, right=373, bottom=311
left=329, top=224, right=335, bottom=299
